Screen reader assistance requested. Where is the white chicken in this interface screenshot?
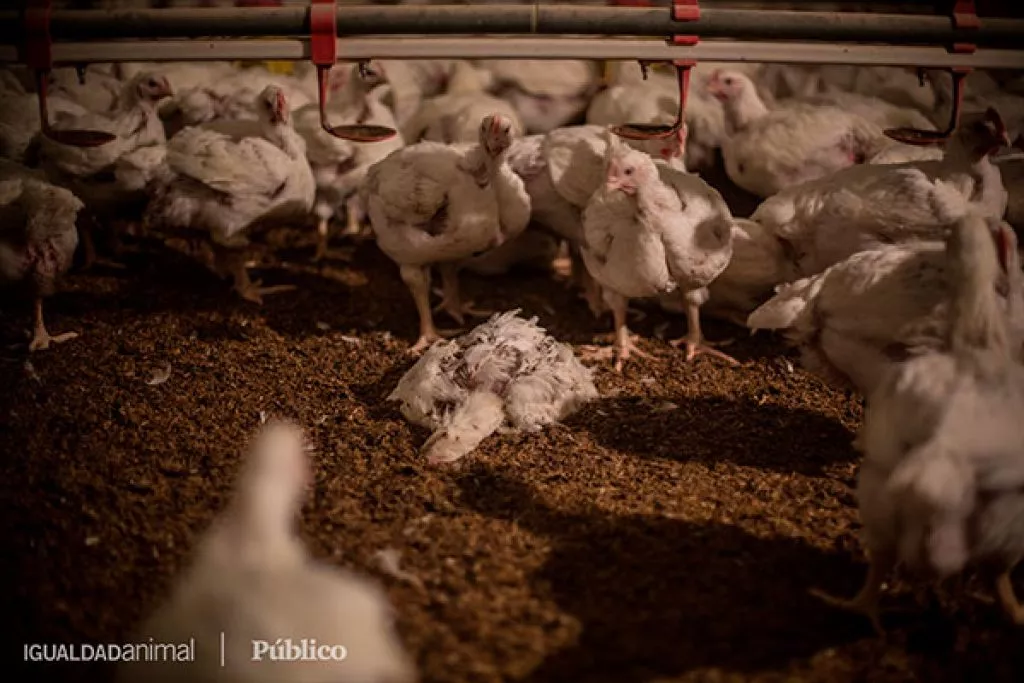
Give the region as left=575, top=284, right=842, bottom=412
left=707, top=69, right=887, bottom=198
left=362, top=113, right=531, bottom=353
left=0, top=78, right=87, bottom=164
left=38, top=70, right=173, bottom=266
left=388, top=309, right=598, bottom=464
left=578, top=137, right=736, bottom=370
left=478, top=59, right=599, bottom=134
left=753, top=108, right=1011, bottom=278
left=747, top=221, right=1024, bottom=397
left=400, top=61, right=522, bottom=145
left=116, top=421, right=417, bottom=683
left=50, top=64, right=125, bottom=114
left=588, top=62, right=723, bottom=172
left=293, top=63, right=404, bottom=259
left=0, top=160, right=84, bottom=351
left=696, top=217, right=795, bottom=327
left=167, top=64, right=314, bottom=130
left=810, top=213, right=1024, bottom=632
left=146, top=85, right=315, bottom=303
left=379, top=59, right=460, bottom=129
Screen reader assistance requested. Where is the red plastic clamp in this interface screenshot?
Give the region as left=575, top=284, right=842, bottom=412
left=22, top=0, right=53, bottom=71
left=670, top=0, right=700, bottom=48
left=951, top=0, right=979, bottom=54
left=310, top=0, right=337, bottom=69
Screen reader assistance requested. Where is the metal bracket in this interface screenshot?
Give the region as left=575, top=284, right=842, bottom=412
left=22, top=0, right=52, bottom=72
left=669, top=0, right=700, bottom=48
left=951, top=0, right=979, bottom=54
left=310, top=0, right=337, bottom=69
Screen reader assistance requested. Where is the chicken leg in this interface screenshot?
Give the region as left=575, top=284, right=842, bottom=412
left=313, top=215, right=330, bottom=263
left=996, top=570, right=1024, bottom=624
left=580, top=289, right=652, bottom=372
left=78, top=221, right=126, bottom=271
left=810, top=551, right=892, bottom=635
left=401, top=264, right=444, bottom=355
left=215, top=245, right=295, bottom=305
left=28, top=297, right=78, bottom=352
left=669, top=288, right=739, bottom=365
left=432, top=263, right=494, bottom=326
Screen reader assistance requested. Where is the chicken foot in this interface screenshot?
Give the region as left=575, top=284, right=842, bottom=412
left=215, top=245, right=295, bottom=305
left=78, top=221, right=127, bottom=271
left=28, top=297, right=78, bottom=352
left=401, top=264, right=453, bottom=355
left=313, top=215, right=330, bottom=263
left=996, top=570, right=1024, bottom=624
left=810, top=551, right=892, bottom=635
left=432, top=263, right=495, bottom=326
left=580, top=290, right=652, bottom=372
left=669, top=290, right=740, bottom=366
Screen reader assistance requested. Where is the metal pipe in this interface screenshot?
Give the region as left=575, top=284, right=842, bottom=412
left=0, top=5, right=1022, bottom=49
left=2, top=36, right=1022, bottom=70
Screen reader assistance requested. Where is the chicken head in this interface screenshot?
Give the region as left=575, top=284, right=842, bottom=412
left=133, top=72, right=174, bottom=103
left=479, top=114, right=515, bottom=157
left=257, top=84, right=290, bottom=125
left=958, top=107, right=1012, bottom=157
left=604, top=147, right=658, bottom=196
left=705, top=69, right=748, bottom=103
left=232, top=419, right=311, bottom=530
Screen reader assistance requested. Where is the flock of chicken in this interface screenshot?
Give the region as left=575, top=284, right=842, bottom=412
left=3, top=54, right=1024, bottom=680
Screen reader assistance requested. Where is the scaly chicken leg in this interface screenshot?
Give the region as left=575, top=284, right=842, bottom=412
left=580, top=290, right=652, bottom=372
left=215, top=245, right=295, bottom=305
left=996, top=570, right=1024, bottom=624
left=810, top=551, right=893, bottom=635
left=313, top=216, right=330, bottom=262
left=669, top=289, right=740, bottom=365
left=432, top=263, right=495, bottom=326
left=28, top=297, right=78, bottom=352
left=401, top=264, right=444, bottom=355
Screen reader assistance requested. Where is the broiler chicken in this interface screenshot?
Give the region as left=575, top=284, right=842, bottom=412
left=146, top=85, right=315, bottom=303
left=588, top=61, right=722, bottom=172
left=362, top=113, right=531, bottom=353
left=116, top=421, right=417, bottom=683
left=686, top=217, right=794, bottom=327
left=38, top=71, right=173, bottom=267
left=707, top=69, right=888, bottom=198
left=400, top=61, right=522, bottom=145
left=293, top=62, right=404, bottom=260
left=0, top=73, right=87, bottom=164
left=504, top=124, right=689, bottom=318
left=578, top=137, right=736, bottom=370
left=478, top=59, right=599, bottom=134
left=753, top=108, right=1011, bottom=278
left=810, top=213, right=1024, bottom=632
left=388, top=309, right=598, bottom=464
left=0, top=160, right=84, bottom=351
left=747, top=222, right=1024, bottom=397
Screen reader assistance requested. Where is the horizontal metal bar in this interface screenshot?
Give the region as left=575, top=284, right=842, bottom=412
left=2, top=37, right=1022, bottom=70
left=0, top=5, right=1022, bottom=49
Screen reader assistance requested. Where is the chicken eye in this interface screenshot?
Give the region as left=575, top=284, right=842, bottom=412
left=625, top=168, right=634, bottom=176
left=724, top=77, right=734, bottom=86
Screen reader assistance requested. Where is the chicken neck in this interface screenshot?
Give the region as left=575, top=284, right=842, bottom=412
left=721, top=88, right=770, bottom=135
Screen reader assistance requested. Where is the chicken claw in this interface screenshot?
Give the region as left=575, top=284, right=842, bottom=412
left=670, top=335, right=740, bottom=366
left=810, top=554, right=890, bottom=635
left=580, top=333, right=652, bottom=372
left=236, top=280, right=297, bottom=305
left=996, top=571, right=1024, bottom=624
left=27, top=298, right=78, bottom=352
left=432, top=298, right=494, bottom=326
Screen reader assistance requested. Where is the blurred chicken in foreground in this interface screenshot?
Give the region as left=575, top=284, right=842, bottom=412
left=811, top=213, right=1024, bottom=632
left=118, top=421, right=416, bottom=683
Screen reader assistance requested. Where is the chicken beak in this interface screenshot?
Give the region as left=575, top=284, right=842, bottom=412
left=157, top=80, right=174, bottom=99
